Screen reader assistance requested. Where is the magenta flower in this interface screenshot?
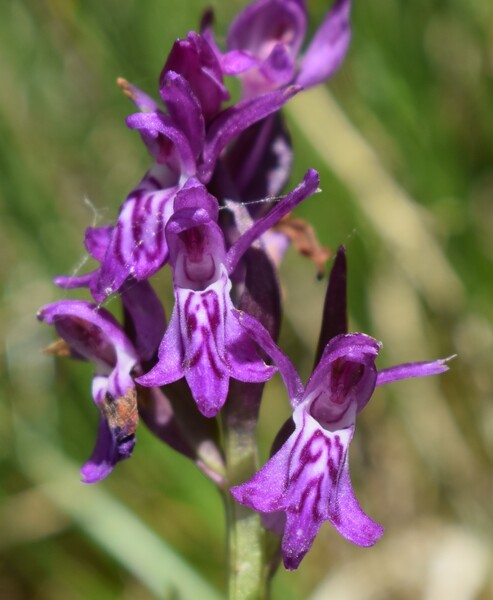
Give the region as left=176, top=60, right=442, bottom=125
left=204, top=0, right=352, bottom=98
left=38, top=301, right=140, bottom=483
left=138, top=170, right=320, bottom=416
left=231, top=248, right=450, bottom=569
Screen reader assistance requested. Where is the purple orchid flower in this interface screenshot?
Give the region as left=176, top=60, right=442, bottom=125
left=38, top=301, right=140, bottom=483
left=204, top=0, right=351, bottom=98
left=95, top=168, right=179, bottom=301
left=137, top=170, right=320, bottom=417
left=55, top=163, right=180, bottom=304
left=231, top=248, right=451, bottom=569
left=53, top=225, right=167, bottom=364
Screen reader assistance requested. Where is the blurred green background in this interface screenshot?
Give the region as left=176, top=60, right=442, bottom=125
left=1, top=0, right=493, bottom=598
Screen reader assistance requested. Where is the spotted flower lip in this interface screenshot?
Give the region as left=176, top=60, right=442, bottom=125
left=137, top=171, right=319, bottom=417
left=230, top=247, right=451, bottom=569
left=38, top=300, right=139, bottom=484
left=94, top=171, right=179, bottom=301
left=136, top=178, right=276, bottom=417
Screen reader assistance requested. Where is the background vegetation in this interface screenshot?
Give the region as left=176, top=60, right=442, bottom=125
left=1, top=0, right=493, bottom=598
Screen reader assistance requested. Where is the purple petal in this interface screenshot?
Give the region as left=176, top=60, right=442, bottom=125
left=224, top=113, right=293, bottom=204
left=117, top=78, right=161, bottom=113
left=166, top=206, right=225, bottom=290
left=161, top=33, right=229, bottom=122
left=200, top=85, right=301, bottom=182
left=172, top=177, right=219, bottom=221
left=84, top=226, right=113, bottom=261
left=40, top=301, right=139, bottom=482
left=261, top=43, right=295, bottom=86
left=328, top=448, right=384, bottom=547
left=81, top=401, right=137, bottom=484
left=137, top=303, right=185, bottom=388
left=305, top=333, right=380, bottom=423
left=53, top=226, right=113, bottom=293
left=200, top=10, right=259, bottom=75
left=173, top=280, right=231, bottom=417
left=233, top=309, right=304, bottom=403
left=95, top=183, right=177, bottom=300
left=315, top=246, right=348, bottom=363
left=38, top=300, right=138, bottom=372
left=226, top=0, right=306, bottom=59
left=121, top=279, right=166, bottom=362
left=225, top=308, right=276, bottom=383
left=137, top=386, right=195, bottom=459
left=296, top=0, right=352, bottom=88
left=376, top=357, right=452, bottom=387
left=217, top=50, right=259, bottom=76
left=230, top=423, right=295, bottom=512
left=126, top=111, right=197, bottom=176
left=226, top=0, right=306, bottom=96
left=53, top=272, right=95, bottom=290
left=80, top=418, right=121, bottom=483
left=225, top=168, right=320, bottom=274
left=159, top=71, right=205, bottom=160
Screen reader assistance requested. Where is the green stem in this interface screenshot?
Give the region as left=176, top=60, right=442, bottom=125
left=221, top=384, right=270, bottom=600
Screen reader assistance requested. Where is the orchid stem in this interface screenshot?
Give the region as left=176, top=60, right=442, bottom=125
left=221, top=385, right=270, bottom=600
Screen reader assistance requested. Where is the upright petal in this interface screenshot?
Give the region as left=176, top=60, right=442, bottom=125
left=166, top=197, right=225, bottom=291
left=126, top=111, right=197, bottom=176
left=161, top=33, right=229, bottom=122
left=84, top=226, right=113, bottom=261
left=225, top=168, right=320, bottom=274
left=296, top=0, right=352, bottom=88
left=53, top=226, right=113, bottom=294
left=159, top=71, right=205, bottom=160
left=315, top=245, right=348, bottom=364
left=96, top=179, right=178, bottom=301
left=227, top=0, right=306, bottom=57
left=38, top=300, right=138, bottom=374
